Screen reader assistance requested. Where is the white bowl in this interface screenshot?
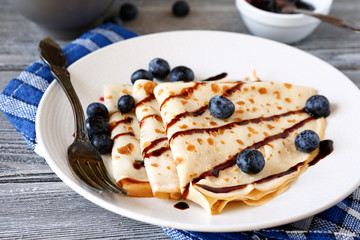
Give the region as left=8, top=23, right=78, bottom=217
left=235, top=0, right=333, bottom=44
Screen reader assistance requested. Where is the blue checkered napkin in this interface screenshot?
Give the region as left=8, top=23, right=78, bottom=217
left=163, top=186, right=360, bottom=239
left=0, top=23, right=137, bottom=150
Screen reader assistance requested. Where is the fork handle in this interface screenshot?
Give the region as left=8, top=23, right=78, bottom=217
left=51, top=65, right=89, bottom=141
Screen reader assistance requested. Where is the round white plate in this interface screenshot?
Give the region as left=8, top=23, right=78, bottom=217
left=36, top=30, right=360, bottom=232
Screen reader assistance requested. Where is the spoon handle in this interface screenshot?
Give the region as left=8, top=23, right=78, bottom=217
left=296, top=9, right=360, bottom=33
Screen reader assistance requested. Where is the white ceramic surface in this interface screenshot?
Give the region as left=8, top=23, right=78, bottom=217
left=36, top=31, right=360, bottom=232
left=235, top=0, right=333, bottom=44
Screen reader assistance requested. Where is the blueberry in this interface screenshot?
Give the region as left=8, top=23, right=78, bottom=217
left=118, top=94, right=135, bottom=113
left=131, top=69, right=153, bottom=84
left=119, top=3, right=138, bottom=21
left=86, top=102, right=108, bottom=119
left=86, top=116, right=110, bottom=138
left=172, top=1, right=190, bottom=17
left=149, top=58, right=170, bottom=79
left=170, top=66, right=194, bottom=82
left=91, top=134, right=113, bottom=154
left=209, top=95, right=235, bottom=119
left=295, top=130, right=320, bottom=153
left=305, top=95, right=330, bottom=118
left=237, top=149, right=265, bottom=174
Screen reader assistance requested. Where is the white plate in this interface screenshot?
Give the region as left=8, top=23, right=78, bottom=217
left=36, top=30, right=360, bottom=232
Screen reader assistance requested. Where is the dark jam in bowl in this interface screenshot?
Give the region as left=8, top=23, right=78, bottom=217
left=246, top=0, right=314, bottom=13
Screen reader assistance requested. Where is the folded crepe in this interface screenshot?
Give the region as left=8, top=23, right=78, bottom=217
left=154, top=80, right=325, bottom=214
left=104, top=84, right=153, bottom=197
left=133, top=80, right=181, bottom=200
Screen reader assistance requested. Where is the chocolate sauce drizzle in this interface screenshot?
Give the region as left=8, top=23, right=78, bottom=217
left=112, top=132, right=135, bottom=140
left=141, top=137, right=168, bottom=158
left=174, top=202, right=189, bottom=210
left=133, top=160, right=145, bottom=169
left=182, top=115, right=316, bottom=198
left=308, top=140, right=334, bottom=166
left=195, top=140, right=333, bottom=194
left=110, top=117, right=133, bottom=131
left=139, top=114, right=162, bottom=128
left=144, top=146, right=170, bottom=158
left=202, top=72, right=228, bottom=81
left=135, top=95, right=155, bottom=108
left=166, top=105, right=208, bottom=133
left=165, top=81, right=244, bottom=133
left=159, top=82, right=206, bottom=111
left=169, top=109, right=306, bottom=142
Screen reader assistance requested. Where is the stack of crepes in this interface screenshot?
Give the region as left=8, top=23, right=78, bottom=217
left=103, top=72, right=325, bottom=214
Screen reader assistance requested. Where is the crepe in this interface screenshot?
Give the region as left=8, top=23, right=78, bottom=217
left=154, top=80, right=325, bottom=214
left=104, top=84, right=152, bottom=197
left=133, top=80, right=181, bottom=200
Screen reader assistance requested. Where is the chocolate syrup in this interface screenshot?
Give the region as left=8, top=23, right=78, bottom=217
left=112, top=132, right=135, bottom=140
left=308, top=140, right=334, bottom=166
left=170, top=109, right=307, bottom=142
left=182, top=114, right=316, bottom=198
left=159, top=82, right=205, bottom=110
left=166, top=106, right=207, bottom=133
left=110, top=117, right=133, bottom=131
left=142, top=137, right=168, bottom=157
left=195, top=183, right=248, bottom=194
left=135, top=95, right=155, bottom=108
left=223, top=82, right=244, bottom=97
left=144, top=146, right=170, bottom=158
left=192, top=140, right=333, bottom=195
left=202, top=72, right=228, bottom=81
left=133, top=160, right=145, bottom=169
left=139, top=114, right=162, bottom=128
left=165, top=82, right=244, bottom=132
left=174, top=202, right=189, bottom=210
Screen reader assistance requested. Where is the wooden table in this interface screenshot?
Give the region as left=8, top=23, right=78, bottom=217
left=1, top=0, right=359, bottom=239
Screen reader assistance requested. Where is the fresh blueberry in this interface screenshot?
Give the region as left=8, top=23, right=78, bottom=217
left=118, top=94, right=135, bottom=113
left=131, top=69, right=153, bottom=84
left=91, top=134, right=113, bottom=154
left=149, top=58, right=170, bottom=79
left=209, top=95, right=235, bottom=119
left=86, top=102, right=108, bottom=119
left=172, top=1, right=190, bottom=17
left=295, top=130, right=320, bottom=153
left=237, top=149, right=265, bottom=174
left=305, top=95, right=330, bottom=118
left=86, top=116, right=110, bottom=138
left=170, top=66, right=194, bottom=82
left=119, top=3, right=138, bottom=21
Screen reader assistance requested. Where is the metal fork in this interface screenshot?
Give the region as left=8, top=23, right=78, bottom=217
left=39, top=38, right=128, bottom=195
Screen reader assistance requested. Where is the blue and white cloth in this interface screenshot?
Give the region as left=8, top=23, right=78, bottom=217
left=0, top=23, right=137, bottom=150
left=0, top=23, right=359, bottom=240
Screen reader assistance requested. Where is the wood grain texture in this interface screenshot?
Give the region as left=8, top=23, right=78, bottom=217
left=0, top=0, right=359, bottom=239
